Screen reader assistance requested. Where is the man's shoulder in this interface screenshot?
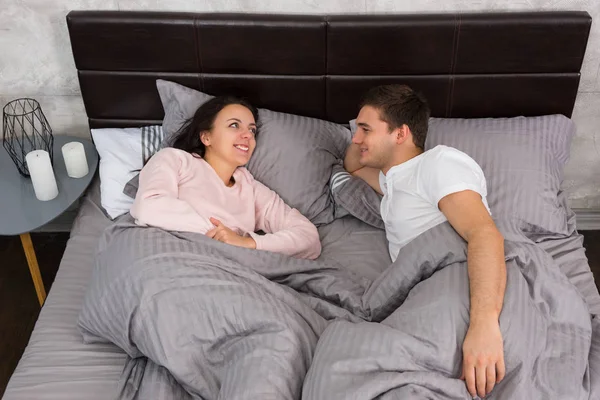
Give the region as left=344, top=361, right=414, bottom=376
left=425, top=144, right=467, bottom=158
left=417, top=146, right=485, bottom=184
left=423, top=145, right=477, bottom=166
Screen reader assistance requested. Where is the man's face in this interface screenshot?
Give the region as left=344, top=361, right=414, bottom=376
left=353, top=106, right=395, bottom=170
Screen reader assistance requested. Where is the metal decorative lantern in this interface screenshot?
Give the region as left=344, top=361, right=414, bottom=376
left=2, top=98, right=54, bottom=176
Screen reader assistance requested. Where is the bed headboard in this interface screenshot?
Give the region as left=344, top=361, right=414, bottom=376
left=66, top=11, right=591, bottom=129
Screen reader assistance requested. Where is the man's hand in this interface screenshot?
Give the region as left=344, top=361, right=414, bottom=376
left=343, top=143, right=363, bottom=173
left=461, top=318, right=506, bottom=398
left=343, top=143, right=383, bottom=195
left=206, top=218, right=256, bottom=249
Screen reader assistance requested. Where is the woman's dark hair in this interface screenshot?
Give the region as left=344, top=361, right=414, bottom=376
left=171, top=96, right=259, bottom=157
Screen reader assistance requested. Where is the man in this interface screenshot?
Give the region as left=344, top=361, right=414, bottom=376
left=344, top=84, right=506, bottom=399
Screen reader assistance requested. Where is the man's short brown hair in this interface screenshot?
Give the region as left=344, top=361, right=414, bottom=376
left=360, top=84, right=430, bottom=150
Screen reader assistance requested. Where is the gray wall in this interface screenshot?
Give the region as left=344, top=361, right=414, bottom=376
left=2, top=0, right=599, bottom=209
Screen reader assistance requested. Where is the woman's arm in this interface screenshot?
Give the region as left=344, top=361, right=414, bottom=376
left=249, top=179, right=321, bottom=260
left=130, top=149, right=213, bottom=233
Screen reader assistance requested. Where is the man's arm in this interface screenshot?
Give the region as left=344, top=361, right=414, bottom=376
left=438, top=190, right=506, bottom=399
left=343, top=143, right=383, bottom=195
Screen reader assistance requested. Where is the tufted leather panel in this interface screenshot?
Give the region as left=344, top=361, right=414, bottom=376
left=67, top=10, right=591, bottom=127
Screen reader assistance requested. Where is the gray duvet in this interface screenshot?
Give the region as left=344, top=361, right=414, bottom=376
left=78, top=214, right=596, bottom=400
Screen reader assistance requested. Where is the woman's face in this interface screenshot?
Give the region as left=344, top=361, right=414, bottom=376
left=201, top=104, right=257, bottom=167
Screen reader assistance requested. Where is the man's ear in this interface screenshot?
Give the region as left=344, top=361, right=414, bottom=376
left=394, top=125, right=411, bottom=145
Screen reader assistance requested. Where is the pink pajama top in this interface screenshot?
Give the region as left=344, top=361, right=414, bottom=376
left=130, top=148, right=321, bottom=260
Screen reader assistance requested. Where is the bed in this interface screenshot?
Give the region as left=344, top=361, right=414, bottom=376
left=4, top=10, right=599, bottom=400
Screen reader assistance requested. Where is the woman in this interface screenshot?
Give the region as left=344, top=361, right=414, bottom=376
left=130, top=96, right=321, bottom=260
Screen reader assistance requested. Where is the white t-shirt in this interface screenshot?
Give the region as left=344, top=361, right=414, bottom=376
left=379, top=145, right=491, bottom=262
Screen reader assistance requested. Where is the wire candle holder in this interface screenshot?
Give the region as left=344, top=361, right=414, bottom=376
left=2, top=98, right=54, bottom=177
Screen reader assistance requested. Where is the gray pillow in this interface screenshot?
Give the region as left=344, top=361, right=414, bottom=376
left=343, top=114, right=575, bottom=235
left=426, top=115, right=575, bottom=235
left=158, top=80, right=213, bottom=147
left=157, top=80, right=352, bottom=226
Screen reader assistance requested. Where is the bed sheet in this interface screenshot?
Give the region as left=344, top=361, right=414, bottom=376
left=3, top=180, right=126, bottom=400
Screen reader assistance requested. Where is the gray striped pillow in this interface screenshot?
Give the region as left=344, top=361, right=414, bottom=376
left=426, top=115, right=575, bottom=235
left=344, top=114, right=575, bottom=235
left=157, top=80, right=352, bottom=226
left=141, top=125, right=165, bottom=164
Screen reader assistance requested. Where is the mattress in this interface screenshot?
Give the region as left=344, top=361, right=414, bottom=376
left=3, top=180, right=126, bottom=400
left=4, top=179, right=599, bottom=399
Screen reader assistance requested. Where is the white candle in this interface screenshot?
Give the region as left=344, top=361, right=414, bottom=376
left=61, top=141, right=89, bottom=178
left=25, top=150, right=59, bottom=201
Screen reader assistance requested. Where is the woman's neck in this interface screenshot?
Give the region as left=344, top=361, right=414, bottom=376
left=203, top=153, right=236, bottom=187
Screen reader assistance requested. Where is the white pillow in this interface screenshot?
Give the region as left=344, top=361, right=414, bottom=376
left=90, top=125, right=164, bottom=219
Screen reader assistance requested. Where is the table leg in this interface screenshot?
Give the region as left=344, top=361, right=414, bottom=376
left=19, top=233, right=47, bottom=306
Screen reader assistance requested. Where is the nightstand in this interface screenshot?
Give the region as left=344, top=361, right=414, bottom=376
left=0, top=135, right=98, bottom=306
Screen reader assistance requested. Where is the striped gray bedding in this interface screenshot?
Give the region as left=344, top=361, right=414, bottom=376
left=78, top=213, right=596, bottom=400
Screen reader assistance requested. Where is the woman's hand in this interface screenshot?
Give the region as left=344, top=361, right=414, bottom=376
left=206, top=217, right=256, bottom=249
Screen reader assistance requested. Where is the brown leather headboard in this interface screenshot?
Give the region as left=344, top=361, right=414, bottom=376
left=66, top=11, right=591, bottom=129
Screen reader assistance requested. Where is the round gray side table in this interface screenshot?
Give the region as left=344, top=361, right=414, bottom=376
left=0, top=135, right=98, bottom=306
